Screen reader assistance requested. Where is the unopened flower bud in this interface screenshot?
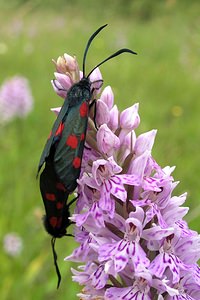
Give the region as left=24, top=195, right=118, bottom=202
left=96, top=100, right=110, bottom=126
left=100, top=86, right=114, bottom=109
left=63, top=53, right=78, bottom=71
left=120, top=103, right=140, bottom=130
left=52, top=53, right=79, bottom=82
left=108, top=104, right=119, bottom=132
left=51, top=79, right=67, bottom=99
left=134, top=129, right=157, bottom=156
left=54, top=72, right=73, bottom=90
left=96, top=124, right=120, bottom=156
left=53, top=56, right=66, bottom=73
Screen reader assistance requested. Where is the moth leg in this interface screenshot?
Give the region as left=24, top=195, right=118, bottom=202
left=65, top=233, right=74, bottom=237
left=84, top=144, right=91, bottom=150
left=89, top=99, right=98, bottom=130
left=67, top=194, right=79, bottom=207
left=52, top=79, right=67, bottom=92
left=91, top=79, right=103, bottom=95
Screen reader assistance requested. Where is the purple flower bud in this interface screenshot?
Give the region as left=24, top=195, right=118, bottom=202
left=96, top=100, right=110, bottom=126
left=134, top=129, right=157, bottom=156
left=53, top=53, right=79, bottom=75
left=96, top=124, right=120, bottom=156
left=107, top=104, right=119, bottom=132
left=54, top=72, right=73, bottom=90
left=52, top=53, right=80, bottom=86
left=51, top=79, right=67, bottom=98
left=118, top=131, right=136, bottom=164
left=100, top=86, right=114, bottom=109
left=120, top=102, right=140, bottom=130
left=118, top=127, right=136, bottom=146
left=121, top=130, right=136, bottom=149
left=63, top=53, right=78, bottom=71
left=128, top=150, right=149, bottom=179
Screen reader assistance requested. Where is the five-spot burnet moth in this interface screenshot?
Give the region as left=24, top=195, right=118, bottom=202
left=38, top=24, right=137, bottom=288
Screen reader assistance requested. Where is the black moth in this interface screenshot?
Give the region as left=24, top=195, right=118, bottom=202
left=38, top=24, right=137, bottom=288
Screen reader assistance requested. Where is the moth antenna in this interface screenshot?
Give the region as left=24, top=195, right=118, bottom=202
left=82, top=24, right=108, bottom=77
left=87, top=48, right=137, bottom=78
left=51, top=237, right=61, bottom=289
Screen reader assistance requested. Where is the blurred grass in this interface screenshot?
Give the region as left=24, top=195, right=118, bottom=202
left=0, top=0, right=200, bottom=299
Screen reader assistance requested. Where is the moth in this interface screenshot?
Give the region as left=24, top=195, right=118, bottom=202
left=38, top=24, right=136, bottom=288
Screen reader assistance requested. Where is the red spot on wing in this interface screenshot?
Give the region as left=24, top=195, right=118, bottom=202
left=79, top=102, right=88, bottom=117
left=56, top=202, right=64, bottom=210
left=56, top=217, right=62, bottom=228
left=45, top=193, right=56, bottom=201
left=66, top=135, right=78, bottom=149
left=50, top=216, right=57, bottom=228
left=80, top=133, right=85, bottom=141
left=73, top=157, right=81, bottom=169
left=56, top=182, right=66, bottom=191
left=55, top=122, right=64, bottom=136
left=49, top=216, right=62, bottom=228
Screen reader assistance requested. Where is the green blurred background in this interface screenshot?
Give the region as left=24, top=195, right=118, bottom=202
left=0, top=0, right=200, bottom=299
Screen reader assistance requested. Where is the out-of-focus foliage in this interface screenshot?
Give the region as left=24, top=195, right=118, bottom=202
left=0, top=1, right=200, bottom=299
